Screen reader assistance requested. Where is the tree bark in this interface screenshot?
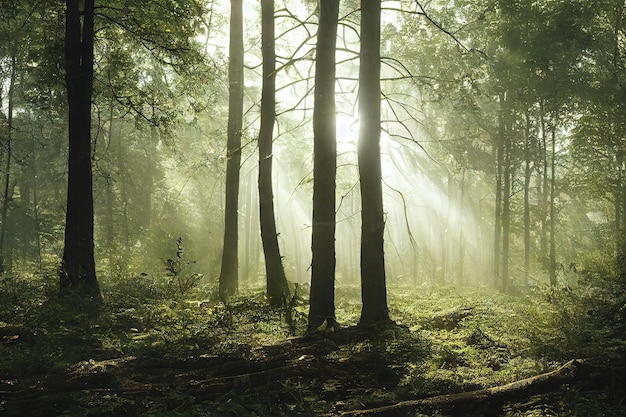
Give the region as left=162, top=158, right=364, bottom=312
left=339, top=359, right=586, bottom=416
left=258, top=0, right=290, bottom=307
left=60, top=0, right=101, bottom=301
left=358, top=0, right=390, bottom=326
left=0, top=54, right=16, bottom=273
left=308, top=0, right=339, bottom=331
left=219, top=0, right=244, bottom=302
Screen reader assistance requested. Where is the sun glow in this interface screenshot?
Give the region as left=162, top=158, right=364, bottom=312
left=336, top=113, right=359, bottom=153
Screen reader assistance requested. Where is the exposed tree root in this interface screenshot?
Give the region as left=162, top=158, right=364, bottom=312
left=338, top=359, right=587, bottom=416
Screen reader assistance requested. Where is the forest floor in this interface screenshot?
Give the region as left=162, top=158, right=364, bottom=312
left=0, top=274, right=625, bottom=416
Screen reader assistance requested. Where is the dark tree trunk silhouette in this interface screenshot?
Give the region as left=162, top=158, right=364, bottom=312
left=60, top=0, right=101, bottom=301
left=358, top=0, right=390, bottom=326
left=308, top=0, right=339, bottom=331
left=219, top=0, right=244, bottom=302
left=0, top=54, right=16, bottom=273
left=258, top=0, right=289, bottom=307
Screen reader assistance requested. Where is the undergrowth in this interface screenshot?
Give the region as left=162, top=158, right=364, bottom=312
left=0, top=273, right=624, bottom=416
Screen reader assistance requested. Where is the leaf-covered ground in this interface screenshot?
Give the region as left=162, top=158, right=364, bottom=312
left=1, top=274, right=625, bottom=416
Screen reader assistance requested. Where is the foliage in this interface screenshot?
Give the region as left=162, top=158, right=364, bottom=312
left=1, top=279, right=624, bottom=416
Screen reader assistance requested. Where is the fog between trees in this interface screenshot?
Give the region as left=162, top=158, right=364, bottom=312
left=0, top=0, right=624, bottom=302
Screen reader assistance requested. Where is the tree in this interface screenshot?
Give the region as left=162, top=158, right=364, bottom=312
left=0, top=54, right=16, bottom=273
left=570, top=0, right=626, bottom=282
left=218, top=0, right=244, bottom=302
left=358, top=0, right=390, bottom=325
left=308, top=0, right=340, bottom=331
left=259, top=0, right=290, bottom=307
left=60, top=0, right=101, bottom=300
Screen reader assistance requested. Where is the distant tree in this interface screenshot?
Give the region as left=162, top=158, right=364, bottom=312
left=60, top=0, right=101, bottom=300
left=308, top=0, right=340, bottom=331
left=570, top=0, right=626, bottom=282
left=259, top=0, right=290, bottom=307
left=219, top=0, right=244, bottom=302
left=358, top=0, right=390, bottom=325
left=0, top=54, right=16, bottom=273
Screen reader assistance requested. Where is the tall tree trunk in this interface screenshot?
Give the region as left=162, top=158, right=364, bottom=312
left=31, top=132, right=42, bottom=269
left=493, top=106, right=503, bottom=288
left=105, top=102, right=116, bottom=275
left=358, top=0, right=390, bottom=326
left=549, top=111, right=557, bottom=286
left=242, top=167, right=253, bottom=283
left=523, top=110, right=532, bottom=287
left=457, top=168, right=466, bottom=286
left=501, top=92, right=511, bottom=293
left=219, top=0, right=244, bottom=302
left=258, top=0, right=289, bottom=307
left=0, top=54, right=16, bottom=273
left=539, top=100, right=549, bottom=270
left=615, top=149, right=626, bottom=284
left=60, top=0, right=101, bottom=301
left=308, top=0, right=339, bottom=331
left=611, top=1, right=626, bottom=283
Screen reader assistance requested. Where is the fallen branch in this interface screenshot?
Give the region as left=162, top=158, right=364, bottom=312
left=339, top=359, right=586, bottom=416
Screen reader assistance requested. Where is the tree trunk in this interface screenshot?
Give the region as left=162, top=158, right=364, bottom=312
left=60, top=0, right=101, bottom=301
left=358, top=0, right=390, bottom=326
left=242, top=167, right=253, bottom=283
left=617, top=148, right=626, bottom=282
left=549, top=110, right=557, bottom=286
left=501, top=92, right=511, bottom=293
left=340, top=359, right=586, bottom=416
left=457, top=168, right=466, bottom=286
left=539, top=101, right=549, bottom=271
left=523, top=110, right=532, bottom=287
left=0, top=54, right=16, bottom=273
left=493, top=105, right=503, bottom=288
left=219, top=0, right=244, bottom=302
left=258, top=0, right=289, bottom=307
left=308, top=0, right=339, bottom=331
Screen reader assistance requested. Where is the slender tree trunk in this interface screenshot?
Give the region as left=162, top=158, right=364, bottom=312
left=219, top=0, right=244, bottom=302
left=105, top=103, right=115, bottom=275
left=523, top=110, right=532, bottom=287
left=242, top=167, right=253, bottom=283
left=611, top=2, right=626, bottom=283
left=308, top=0, right=339, bottom=331
left=118, top=125, right=130, bottom=249
left=60, top=0, right=101, bottom=301
left=358, top=0, right=390, bottom=326
left=615, top=149, right=626, bottom=284
left=501, top=92, right=511, bottom=293
left=31, top=131, right=42, bottom=269
left=493, top=105, right=503, bottom=289
left=0, top=54, right=16, bottom=273
left=539, top=101, right=549, bottom=270
left=258, top=0, right=289, bottom=307
left=549, top=111, right=557, bottom=286
left=457, top=168, right=466, bottom=286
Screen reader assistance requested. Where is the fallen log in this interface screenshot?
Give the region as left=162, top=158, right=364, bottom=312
left=339, top=359, right=586, bottom=416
